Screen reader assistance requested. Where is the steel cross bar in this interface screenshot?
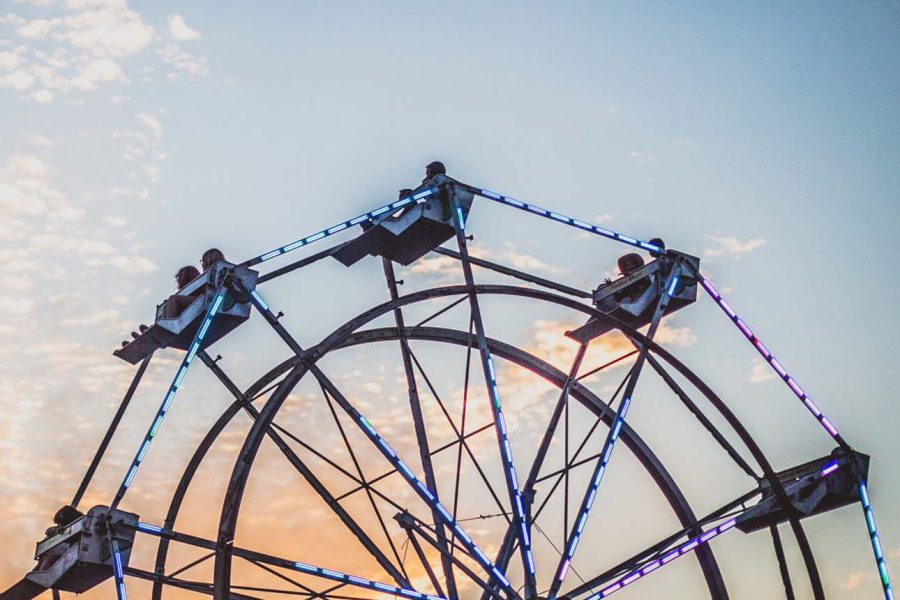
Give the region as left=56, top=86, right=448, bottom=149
left=404, top=530, right=447, bottom=599
left=383, top=257, right=460, bottom=600
left=578, top=460, right=845, bottom=600
left=860, top=481, right=895, bottom=600
left=129, top=521, right=445, bottom=600
left=644, top=353, right=759, bottom=480
left=240, top=188, right=438, bottom=268
left=197, top=350, right=411, bottom=588
left=547, top=264, right=683, bottom=599
left=397, top=514, right=509, bottom=600
left=694, top=272, right=848, bottom=447
left=242, top=286, right=522, bottom=599
left=450, top=196, right=537, bottom=598
left=465, top=185, right=663, bottom=255
left=431, top=247, right=592, bottom=299
left=110, top=287, right=227, bottom=509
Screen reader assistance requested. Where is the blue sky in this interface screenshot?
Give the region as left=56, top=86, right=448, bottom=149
left=0, top=2, right=898, bottom=599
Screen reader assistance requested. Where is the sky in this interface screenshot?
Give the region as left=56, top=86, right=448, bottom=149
left=0, top=1, right=898, bottom=599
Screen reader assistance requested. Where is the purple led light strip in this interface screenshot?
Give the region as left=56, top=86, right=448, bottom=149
left=697, top=275, right=845, bottom=445
left=585, top=461, right=844, bottom=599
left=586, top=518, right=738, bottom=599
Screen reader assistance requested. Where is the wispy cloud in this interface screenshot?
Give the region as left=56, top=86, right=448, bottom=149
left=406, top=244, right=565, bottom=284
left=839, top=571, right=874, bottom=590
left=749, top=358, right=776, bottom=383
left=629, top=150, right=657, bottom=165
left=702, top=235, right=767, bottom=259
left=167, top=13, right=200, bottom=41
left=0, top=0, right=210, bottom=102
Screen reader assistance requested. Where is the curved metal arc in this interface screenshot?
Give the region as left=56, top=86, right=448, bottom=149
left=218, top=289, right=520, bottom=599
left=151, top=355, right=298, bottom=599
left=151, top=317, right=724, bottom=599
left=157, top=283, right=820, bottom=599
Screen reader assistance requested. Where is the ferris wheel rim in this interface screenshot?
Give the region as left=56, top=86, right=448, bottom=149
left=140, top=282, right=827, bottom=599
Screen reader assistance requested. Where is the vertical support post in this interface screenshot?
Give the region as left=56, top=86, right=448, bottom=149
left=546, top=261, right=682, bottom=599
left=449, top=193, right=537, bottom=599
left=383, top=257, right=459, bottom=600
left=860, top=481, right=895, bottom=600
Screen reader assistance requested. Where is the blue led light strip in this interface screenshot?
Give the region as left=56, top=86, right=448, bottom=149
left=552, top=396, right=633, bottom=593
left=474, top=188, right=662, bottom=254
left=548, top=269, right=683, bottom=599
left=697, top=275, right=845, bottom=444
left=111, top=539, right=128, bottom=600
left=860, top=481, right=895, bottom=600
left=585, top=518, right=739, bottom=599
left=246, top=289, right=518, bottom=597
left=111, top=288, right=228, bottom=508
left=134, top=522, right=445, bottom=600
left=485, top=354, right=535, bottom=578
left=450, top=204, right=535, bottom=593
left=241, top=188, right=437, bottom=267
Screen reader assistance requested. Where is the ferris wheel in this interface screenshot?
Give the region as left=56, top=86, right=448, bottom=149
left=0, top=168, right=892, bottom=600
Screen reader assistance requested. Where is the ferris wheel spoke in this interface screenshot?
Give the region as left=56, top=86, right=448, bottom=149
left=310, top=367, right=522, bottom=599
left=334, top=422, right=495, bottom=503
left=318, top=381, right=412, bottom=585
left=547, top=264, right=683, bottom=599
left=396, top=514, right=509, bottom=600
left=480, top=342, right=588, bottom=600
left=240, top=556, right=326, bottom=597
left=643, top=352, right=760, bottom=480
left=383, top=257, right=460, bottom=600
left=565, top=487, right=759, bottom=598
left=450, top=196, right=537, bottom=598
left=482, top=360, right=633, bottom=600
left=406, top=343, right=513, bottom=519
left=131, top=521, right=447, bottom=599
left=401, top=527, right=447, bottom=598
left=451, top=316, right=475, bottom=540
left=531, top=367, right=633, bottom=524
left=198, top=350, right=412, bottom=588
